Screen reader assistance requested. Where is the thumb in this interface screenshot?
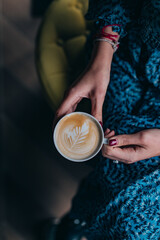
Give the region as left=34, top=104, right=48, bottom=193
left=91, top=95, right=104, bottom=122
left=108, top=133, right=142, bottom=147
left=52, top=89, right=81, bottom=128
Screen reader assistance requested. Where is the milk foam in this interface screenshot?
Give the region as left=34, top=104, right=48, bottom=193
left=55, top=113, right=102, bottom=160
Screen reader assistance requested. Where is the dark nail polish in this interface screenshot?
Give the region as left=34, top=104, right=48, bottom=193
left=99, top=121, right=103, bottom=127
left=109, top=139, right=117, bottom=146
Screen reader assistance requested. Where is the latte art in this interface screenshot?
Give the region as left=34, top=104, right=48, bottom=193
left=54, top=113, right=102, bottom=160
left=64, top=122, right=89, bottom=150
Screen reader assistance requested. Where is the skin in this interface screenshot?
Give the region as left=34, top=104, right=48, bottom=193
left=53, top=27, right=160, bottom=164
left=53, top=27, right=114, bottom=125
left=103, top=129, right=160, bottom=164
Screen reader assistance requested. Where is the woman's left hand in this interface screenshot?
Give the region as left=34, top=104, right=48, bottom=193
left=102, top=129, right=160, bottom=164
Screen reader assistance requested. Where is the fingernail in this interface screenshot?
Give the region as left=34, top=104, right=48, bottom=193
left=99, top=121, right=103, bottom=127
left=109, top=139, right=117, bottom=146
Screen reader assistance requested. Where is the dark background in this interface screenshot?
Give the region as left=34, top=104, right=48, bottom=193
left=1, top=0, right=91, bottom=239
left=31, top=0, right=52, bottom=17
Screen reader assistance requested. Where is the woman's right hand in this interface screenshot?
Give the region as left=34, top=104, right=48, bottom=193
left=53, top=32, right=116, bottom=128
left=53, top=66, right=110, bottom=127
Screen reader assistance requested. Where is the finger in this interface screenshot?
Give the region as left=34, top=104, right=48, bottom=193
left=105, top=130, right=115, bottom=138
left=91, top=95, right=105, bottom=122
left=104, top=154, right=132, bottom=164
left=102, top=153, right=125, bottom=163
left=102, top=145, right=125, bottom=162
left=57, top=89, right=79, bottom=116
left=102, top=145, right=145, bottom=163
left=52, top=102, right=79, bottom=130
left=52, top=90, right=82, bottom=128
left=104, top=128, right=110, bottom=134
left=99, top=121, right=103, bottom=128
left=108, top=132, right=143, bottom=147
left=110, top=146, right=138, bottom=163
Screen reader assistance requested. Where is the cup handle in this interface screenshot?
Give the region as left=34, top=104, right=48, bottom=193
left=103, top=138, right=109, bottom=145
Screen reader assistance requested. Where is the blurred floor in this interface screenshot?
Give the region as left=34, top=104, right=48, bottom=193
left=1, top=0, right=91, bottom=239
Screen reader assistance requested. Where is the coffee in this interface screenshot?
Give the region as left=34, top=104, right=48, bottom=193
left=54, top=112, right=103, bottom=160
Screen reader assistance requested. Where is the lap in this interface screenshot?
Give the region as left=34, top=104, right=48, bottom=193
left=68, top=161, right=160, bottom=239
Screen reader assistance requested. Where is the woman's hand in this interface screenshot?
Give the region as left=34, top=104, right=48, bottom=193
left=53, top=27, right=118, bottom=128
left=53, top=67, right=110, bottom=125
left=102, top=129, right=160, bottom=164
left=53, top=38, right=115, bottom=128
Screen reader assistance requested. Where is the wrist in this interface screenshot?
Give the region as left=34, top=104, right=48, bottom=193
left=89, top=62, right=111, bottom=77
left=88, top=41, right=113, bottom=72
left=87, top=65, right=111, bottom=86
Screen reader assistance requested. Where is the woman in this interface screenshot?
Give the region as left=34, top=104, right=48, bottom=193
left=50, top=0, right=160, bottom=239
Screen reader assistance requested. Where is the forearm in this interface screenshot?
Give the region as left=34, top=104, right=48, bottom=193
left=87, top=27, right=120, bottom=76
left=89, top=41, right=114, bottom=73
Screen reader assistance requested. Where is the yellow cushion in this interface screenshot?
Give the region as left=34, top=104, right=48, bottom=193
left=36, top=0, right=92, bottom=110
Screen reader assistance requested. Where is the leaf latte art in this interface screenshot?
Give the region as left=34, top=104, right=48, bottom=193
left=55, top=113, right=102, bottom=160
left=64, top=122, right=89, bottom=150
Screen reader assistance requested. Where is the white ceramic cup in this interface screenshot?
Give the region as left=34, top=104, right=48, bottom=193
left=53, top=112, right=108, bottom=162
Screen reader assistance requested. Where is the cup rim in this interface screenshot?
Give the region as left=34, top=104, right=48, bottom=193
left=53, top=112, right=104, bottom=162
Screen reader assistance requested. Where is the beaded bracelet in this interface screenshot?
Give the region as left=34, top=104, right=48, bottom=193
left=94, top=38, right=120, bottom=53
left=93, top=24, right=120, bottom=53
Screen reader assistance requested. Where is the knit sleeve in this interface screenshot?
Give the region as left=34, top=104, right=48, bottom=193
left=85, top=0, right=138, bottom=38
